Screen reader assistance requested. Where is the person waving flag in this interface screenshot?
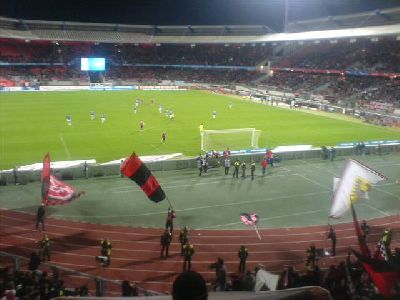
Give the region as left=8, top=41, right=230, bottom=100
left=240, top=212, right=261, bottom=240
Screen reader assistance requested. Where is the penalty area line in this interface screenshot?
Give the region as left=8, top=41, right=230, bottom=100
left=59, top=134, right=71, bottom=159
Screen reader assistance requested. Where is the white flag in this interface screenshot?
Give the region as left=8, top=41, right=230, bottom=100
left=330, top=159, right=387, bottom=218
left=333, top=177, right=369, bottom=199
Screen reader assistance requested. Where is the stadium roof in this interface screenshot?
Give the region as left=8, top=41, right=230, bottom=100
left=1, top=8, right=400, bottom=45
left=2, top=0, right=400, bottom=28
left=287, top=6, right=400, bottom=32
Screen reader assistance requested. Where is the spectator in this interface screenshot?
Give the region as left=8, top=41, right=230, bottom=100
left=172, top=271, right=207, bottom=300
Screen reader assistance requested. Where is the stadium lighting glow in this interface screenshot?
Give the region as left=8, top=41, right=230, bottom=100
left=80, top=58, right=105, bottom=71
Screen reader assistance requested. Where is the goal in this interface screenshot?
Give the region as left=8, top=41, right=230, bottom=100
left=201, top=128, right=261, bottom=151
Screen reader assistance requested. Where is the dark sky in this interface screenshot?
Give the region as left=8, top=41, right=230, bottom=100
left=1, top=0, right=400, bottom=31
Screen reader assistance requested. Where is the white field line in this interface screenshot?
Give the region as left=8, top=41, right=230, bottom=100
left=59, top=134, right=71, bottom=159
left=294, top=173, right=331, bottom=191
left=361, top=203, right=390, bottom=217
left=373, top=186, right=400, bottom=201
left=298, top=159, right=337, bottom=176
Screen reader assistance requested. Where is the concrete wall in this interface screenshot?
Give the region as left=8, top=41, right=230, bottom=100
left=1, top=144, right=399, bottom=186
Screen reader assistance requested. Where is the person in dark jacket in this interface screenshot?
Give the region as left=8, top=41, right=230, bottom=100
left=238, top=245, right=249, bottom=273
left=250, top=161, right=256, bottom=180
left=327, top=225, right=337, bottom=256
left=28, top=251, right=41, bottom=271
left=233, top=160, right=240, bottom=178
left=160, top=230, right=172, bottom=259
left=38, top=234, right=51, bottom=261
left=179, top=227, right=189, bottom=256
left=182, top=242, right=195, bottom=271
left=36, top=203, right=46, bottom=231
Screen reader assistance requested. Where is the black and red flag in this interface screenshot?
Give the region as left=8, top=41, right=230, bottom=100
left=121, top=153, right=166, bottom=203
left=352, top=249, right=400, bottom=298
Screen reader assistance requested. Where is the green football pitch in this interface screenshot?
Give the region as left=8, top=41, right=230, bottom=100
left=1, top=154, right=399, bottom=229
left=0, top=90, right=399, bottom=169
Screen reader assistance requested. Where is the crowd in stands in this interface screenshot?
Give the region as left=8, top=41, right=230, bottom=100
left=111, top=44, right=271, bottom=66
left=0, top=266, right=89, bottom=299
left=0, top=66, right=261, bottom=86
left=107, top=66, right=261, bottom=84
left=263, top=72, right=400, bottom=109
left=1, top=37, right=399, bottom=72
left=1, top=37, right=400, bottom=113
left=0, top=39, right=271, bottom=67
left=278, top=39, right=400, bottom=73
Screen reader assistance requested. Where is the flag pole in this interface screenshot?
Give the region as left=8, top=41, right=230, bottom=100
left=351, top=202, right=370, bottom=257
left=253, top=224, right=262, bottom=240
left=166, top=197, right=174, bottom=211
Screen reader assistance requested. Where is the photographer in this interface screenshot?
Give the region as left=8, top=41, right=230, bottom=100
left=96, top=239, right=112, bottom=267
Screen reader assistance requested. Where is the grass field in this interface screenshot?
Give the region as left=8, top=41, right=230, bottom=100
left=1, top=90, right=399, bottom=169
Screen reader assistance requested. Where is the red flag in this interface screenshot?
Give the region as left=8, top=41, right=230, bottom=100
left=240, top=213, right=259, bottom=226
left=121, top=153, right=166, bottom=203
left=352, top=249, right=399, bottom=298
left=46, top=175, right=82, bottom=205
left=41, top=153, right=83, bottom=205
left=41, top=153, right=51, bottom=205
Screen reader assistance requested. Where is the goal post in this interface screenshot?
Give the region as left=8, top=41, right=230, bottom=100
left=201, top=128, right=261, bottom=151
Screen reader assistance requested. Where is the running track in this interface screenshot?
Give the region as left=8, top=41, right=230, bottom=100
left=0, top=209, right=398, bottom=295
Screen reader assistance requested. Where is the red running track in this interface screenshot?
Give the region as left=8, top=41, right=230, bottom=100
left=0, top=209, right=398, bottom=294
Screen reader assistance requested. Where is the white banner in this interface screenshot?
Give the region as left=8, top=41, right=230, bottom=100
left=330, top=159, right=387, bottom=218
left=16, top=159, right=96, bottom=171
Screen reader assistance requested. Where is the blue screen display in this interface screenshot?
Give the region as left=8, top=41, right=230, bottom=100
left=81, top=58, right=105, bottom=71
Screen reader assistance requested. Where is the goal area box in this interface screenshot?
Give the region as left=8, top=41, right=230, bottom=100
left=201, top=128, right=261, bottom=151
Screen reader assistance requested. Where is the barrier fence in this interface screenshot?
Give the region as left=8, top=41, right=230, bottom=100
left=0, top=143, right=399, bottom=186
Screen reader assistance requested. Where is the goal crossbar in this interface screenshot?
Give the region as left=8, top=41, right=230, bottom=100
left=201, top=128, right=261, bottom=151
left=203, top=128, right=257, bottom=134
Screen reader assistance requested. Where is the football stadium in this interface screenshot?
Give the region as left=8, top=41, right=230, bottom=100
left=0, top=1, right=400, bottom=299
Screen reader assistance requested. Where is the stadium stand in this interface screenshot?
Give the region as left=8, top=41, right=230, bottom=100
left=1, top=5, right=400, bottom=298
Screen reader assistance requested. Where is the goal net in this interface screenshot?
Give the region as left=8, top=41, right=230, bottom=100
left=201, top=128, right=261, bottom=151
